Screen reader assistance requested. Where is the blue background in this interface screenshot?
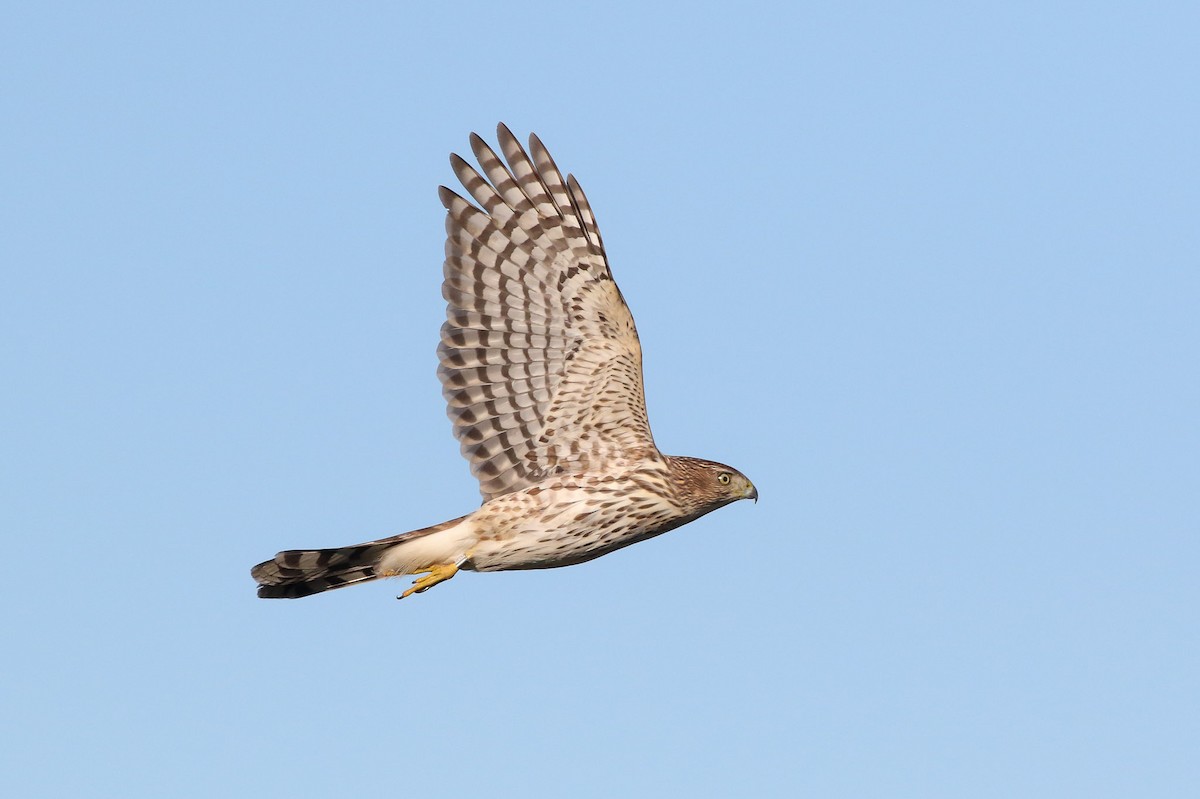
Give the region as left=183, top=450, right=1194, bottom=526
left=3, top=2, right=1197, bottom=796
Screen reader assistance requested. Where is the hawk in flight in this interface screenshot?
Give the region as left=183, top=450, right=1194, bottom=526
left=252, top=125, right=756, bottom=600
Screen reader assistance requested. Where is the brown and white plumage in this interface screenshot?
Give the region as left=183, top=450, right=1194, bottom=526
left=252, top=125, right=756, bottom=600
left=439, top=127, right=654, bottom=500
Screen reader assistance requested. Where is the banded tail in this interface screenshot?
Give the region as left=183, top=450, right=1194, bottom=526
left=252, top=515, right=470, bottom=599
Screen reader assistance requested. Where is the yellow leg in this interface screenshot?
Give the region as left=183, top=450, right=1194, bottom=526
left=398, top=562, right=460, bottom=599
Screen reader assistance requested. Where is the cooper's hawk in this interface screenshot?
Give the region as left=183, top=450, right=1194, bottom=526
left=252, top=124, right=756, bottom=600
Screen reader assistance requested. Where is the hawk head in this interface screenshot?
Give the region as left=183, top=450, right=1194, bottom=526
left=665, top=455, right=757, bottom=514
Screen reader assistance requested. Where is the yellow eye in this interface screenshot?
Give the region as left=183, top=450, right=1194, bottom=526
left=717, top=472, right=732, bottom=485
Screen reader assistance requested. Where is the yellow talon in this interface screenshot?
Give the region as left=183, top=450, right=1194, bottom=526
left=398, top=562, right=460, bottom=599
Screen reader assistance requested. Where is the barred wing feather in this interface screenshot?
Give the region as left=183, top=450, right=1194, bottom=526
left=437, top=124, right=658, bottom=501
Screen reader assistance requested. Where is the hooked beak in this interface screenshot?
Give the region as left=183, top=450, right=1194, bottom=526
left=743, top=481, right=758, bottom=504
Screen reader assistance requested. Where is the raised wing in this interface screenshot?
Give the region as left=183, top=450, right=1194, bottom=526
left=438, top=124, right=658, bottom=501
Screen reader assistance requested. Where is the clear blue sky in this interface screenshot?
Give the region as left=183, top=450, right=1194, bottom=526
left=3, top=2, right=1197, bottom=797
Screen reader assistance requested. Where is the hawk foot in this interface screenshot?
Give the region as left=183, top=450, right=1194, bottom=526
left=398, top=562, right=460, bottom=599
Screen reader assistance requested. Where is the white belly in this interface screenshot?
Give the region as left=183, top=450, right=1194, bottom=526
left=462, top=477, right=683, bottom=572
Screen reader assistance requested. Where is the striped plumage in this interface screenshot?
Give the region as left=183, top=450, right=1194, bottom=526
left=252, top=125, right=755, bottom=601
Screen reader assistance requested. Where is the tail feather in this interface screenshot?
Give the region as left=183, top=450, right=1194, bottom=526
left=251, top=515, right=468, bottom=599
